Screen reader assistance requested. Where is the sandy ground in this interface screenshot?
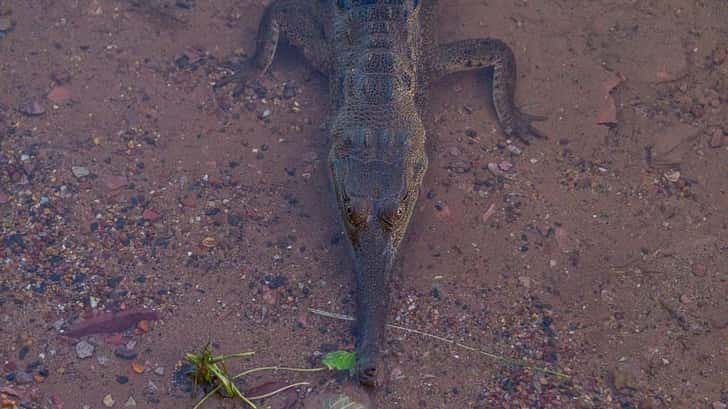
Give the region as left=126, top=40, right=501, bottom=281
left=1, top=1, right=727, bottom=408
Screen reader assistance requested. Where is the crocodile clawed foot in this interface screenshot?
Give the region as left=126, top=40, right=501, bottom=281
left=506, top=109, right=548, bottom=145
left=214, top=58, right=256, bottom=98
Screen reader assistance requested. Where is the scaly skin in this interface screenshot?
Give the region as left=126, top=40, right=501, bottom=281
left=216, top=0, right=545, bottom=387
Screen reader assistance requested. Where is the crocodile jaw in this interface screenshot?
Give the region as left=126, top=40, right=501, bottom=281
left=350, top=227, right=396, bottom=387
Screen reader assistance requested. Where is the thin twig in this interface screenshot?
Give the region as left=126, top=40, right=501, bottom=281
left=308, top=307, right=570, bottom=379
left=232, top=366, right=328, bottom=380
left=249, top=382, right=311, bottom=400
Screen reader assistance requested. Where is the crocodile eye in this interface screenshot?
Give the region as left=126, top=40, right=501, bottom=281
left=346, top=204, right=367, bottom=227
left=380, top=204, right=404, bottom=230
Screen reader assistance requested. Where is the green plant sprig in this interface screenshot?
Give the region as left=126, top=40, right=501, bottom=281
left=186, top=345, right=356, bottom=409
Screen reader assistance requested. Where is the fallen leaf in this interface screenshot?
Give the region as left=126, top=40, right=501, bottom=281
left=103, top=175, right=128, bottom=190
left=596, top=72, right=624, bottom=126
left=47, top=86, right=72, bottom=104
left=65, top=309, right=159, bottom=338
left=136, top=320, right=149, bottom=333
left=596, top=95, right=618, bottom=125
left=480, top=203, right=496, bottom=224
left=554, top=227, right=579, bottom=253
left=142, top=209, right=160, bottom=222
left=201, top=237, right=217, bottom=248
left=131, top=361, right=145, bottom=374
left=104, top=334, right=124, bottom=346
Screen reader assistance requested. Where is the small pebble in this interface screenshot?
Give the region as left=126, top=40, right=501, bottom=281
left=124, top=396, right=137, bottom=408
left=713, top=47, right=727, bottom=65
left=52, top=319, right=65, bottom=331
left=506, top=144, right=522, bottom=155
left=75, top=341, right=95, bottom=359
left=154, top=366, right=165, bottom=376
left=72, top=166, right=90, bottom=178
left=708, top=128, right=725, bottom=148
left=15, top=371, right=34, bottom=384
left=103, top=394, right=115, bottom=408
left=175, top=0, right=194, bottom=9
left=664, top=170, right=680, bottom=183
left=97, top=355, right=110, bottom=366
left=19, top=100, right=45, bottom=116
left=692, top=263, right=707, bottom=277
left=0, top=17, right=15, bottom=32
left=448, top=160, right=471, bottom=174
left=498, top=161, right=513, bottom=172
left=282, top=82, right=297, bottom=99
left=142, top=209, right=161, bottom=222
left=487, top=162, right=504, bottom=176
left=390, top=366, right=405, bottom=381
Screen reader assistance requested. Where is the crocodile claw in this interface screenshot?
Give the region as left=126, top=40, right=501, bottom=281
left=505, top=109, right=547, bottom=144
left=213, top=59, right=256, bottom=98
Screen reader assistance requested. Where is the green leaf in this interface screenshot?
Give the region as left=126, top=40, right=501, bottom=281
left=322, top=351, right=356, bottom=371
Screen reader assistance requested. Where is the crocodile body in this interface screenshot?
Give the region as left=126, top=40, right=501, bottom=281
left=219, top=0, right=544, bottom=386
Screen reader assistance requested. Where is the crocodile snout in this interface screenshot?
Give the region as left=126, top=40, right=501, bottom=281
left=356, top=360, right=378, bottom=387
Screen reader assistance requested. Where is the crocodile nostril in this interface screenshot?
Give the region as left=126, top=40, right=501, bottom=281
left=358, top=364, right=377, bottom=387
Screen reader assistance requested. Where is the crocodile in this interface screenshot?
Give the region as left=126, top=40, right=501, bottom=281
left=216, top=0, right=544, bottom=387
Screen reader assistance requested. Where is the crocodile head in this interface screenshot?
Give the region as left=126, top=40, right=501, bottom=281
left=329, top=135, right=427, bottom=386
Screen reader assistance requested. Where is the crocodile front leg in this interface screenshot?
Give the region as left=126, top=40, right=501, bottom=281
left=215, top=0, right=331, bottom=95
left=428, top=38, right=545, bottom=143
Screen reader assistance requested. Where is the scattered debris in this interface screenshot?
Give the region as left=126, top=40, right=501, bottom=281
left=65, top=309, right=159, bottom=338
left=596, top=71, right=625, bottom=126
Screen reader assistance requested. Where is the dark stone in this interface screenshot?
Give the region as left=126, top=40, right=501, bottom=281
left=18, top=345, right=29, bottom=360
left=114, top=347, right=138, bottom=360
left=266, top=275, right=288, bottom=289
left=227, top=213, right=243, bottom=226
left=107, top=276, right=123, bottom=288
left=175, top=0, right=195, bottom=9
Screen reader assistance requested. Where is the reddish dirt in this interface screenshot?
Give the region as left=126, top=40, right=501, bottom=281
left=1, top=1, right=727, bottom=408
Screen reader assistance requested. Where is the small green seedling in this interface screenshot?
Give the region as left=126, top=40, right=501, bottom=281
left=185, top=344, right=357, bottom=409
